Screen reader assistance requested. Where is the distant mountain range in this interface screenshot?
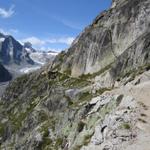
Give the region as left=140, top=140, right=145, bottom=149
left=0, top=32, right=58, bottom=82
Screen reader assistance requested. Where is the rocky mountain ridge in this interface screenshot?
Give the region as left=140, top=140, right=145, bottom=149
left=0, top=33, right=58, bottom=80
left=0, top=34, right=34, bottom=66
left=0, top=0, right=150, bottom=149
left=0, top=33, right=58, bottom=98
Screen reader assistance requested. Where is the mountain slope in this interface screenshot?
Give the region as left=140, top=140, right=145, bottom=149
left=0, top=0, right=150, bottom=150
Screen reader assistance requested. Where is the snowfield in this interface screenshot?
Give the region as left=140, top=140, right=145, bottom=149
left=29, top=51, right=58, bottom=65
left=20, top=51, right=58, bottom=74
left=20, top=66, right=41, bottom=74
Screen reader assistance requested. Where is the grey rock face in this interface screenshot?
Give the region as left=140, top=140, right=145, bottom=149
left=52, top=0, right=150, bottom=77
left=110, top=32, right=150, bottom=81
left=0, top=35, right=34, bottom=65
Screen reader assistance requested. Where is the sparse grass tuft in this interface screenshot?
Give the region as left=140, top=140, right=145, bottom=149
left=140, top=113, right=147, bottom=117
left=77, top=121, right=85, bottom=133
left=122, top=123, right=131, bottom=130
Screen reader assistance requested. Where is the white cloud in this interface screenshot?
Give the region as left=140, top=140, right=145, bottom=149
left=0, top=28, right=19, bottom=36
left=21, top=36, right=75, bottom=47
left=22, top=37, right=46, bottom=47
left=52, top=15, right=83, bottom=30
left=0, top=28, right=9, bottom=35
left=47, top=37, right=75, bottom=45
left=21, top=36, right=75, bottom=52
left=40, top=47, right=61, bottom=52
left=0, top=5, right=15, bottom=18
left=61, top=20, right=83, bottom=30
left=10, top=29, right=19, bottom=34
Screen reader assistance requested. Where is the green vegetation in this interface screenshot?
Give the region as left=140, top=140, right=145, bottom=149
left=65, top=95, right=74, bottom=106
left=62, top=76, right=91, bottom=89
left=94, top=87, right=112, bottom=96
left=47, top=70, right=91, bottom=90
left=38, top=138, right=53, bottom=150
left=8, top=99, right=38, bottom=133
left=43, top=128, right=49, bottom=137
left=79, top=92, right=92, bottom=103
left=10, top=112, right=27, bottom=132
left=64, top=68, right=72, bottom=75
left=38, top=122, right=63, bottom=150
left=121, top=123, right=131, bottom=130
left=82, top=133, right=94, bottom=146
left=37, top=122, right=56, bottom=149
left=38, top=111, right=49, bottom=123
left=80, top=63, right=113, bottom=79
left=77, top=121, right=85, bottom=132
left=0, top=123, right=5, bottom=136
left=54, top=137, right=63, bottom=149
left=73, top=132, right=94, bottom=150
left=57, top=51, right=66, bottom=62
left=40, top=116, right=57, bottom=133
left=74, top=145, right=83, bottom=150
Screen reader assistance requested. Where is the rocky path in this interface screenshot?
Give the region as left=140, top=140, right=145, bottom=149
left=111, top=71, right=150, bottom=150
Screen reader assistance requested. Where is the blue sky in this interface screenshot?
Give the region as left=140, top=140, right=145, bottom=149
left=0, top=0, right=111, bottom=51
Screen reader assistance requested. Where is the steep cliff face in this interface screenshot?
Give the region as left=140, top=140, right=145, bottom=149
left=0, top=35, right=34, bottom=65
left=0, top=0, right=150, bottom=150
left=52, top=0, right=150, bottom=77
